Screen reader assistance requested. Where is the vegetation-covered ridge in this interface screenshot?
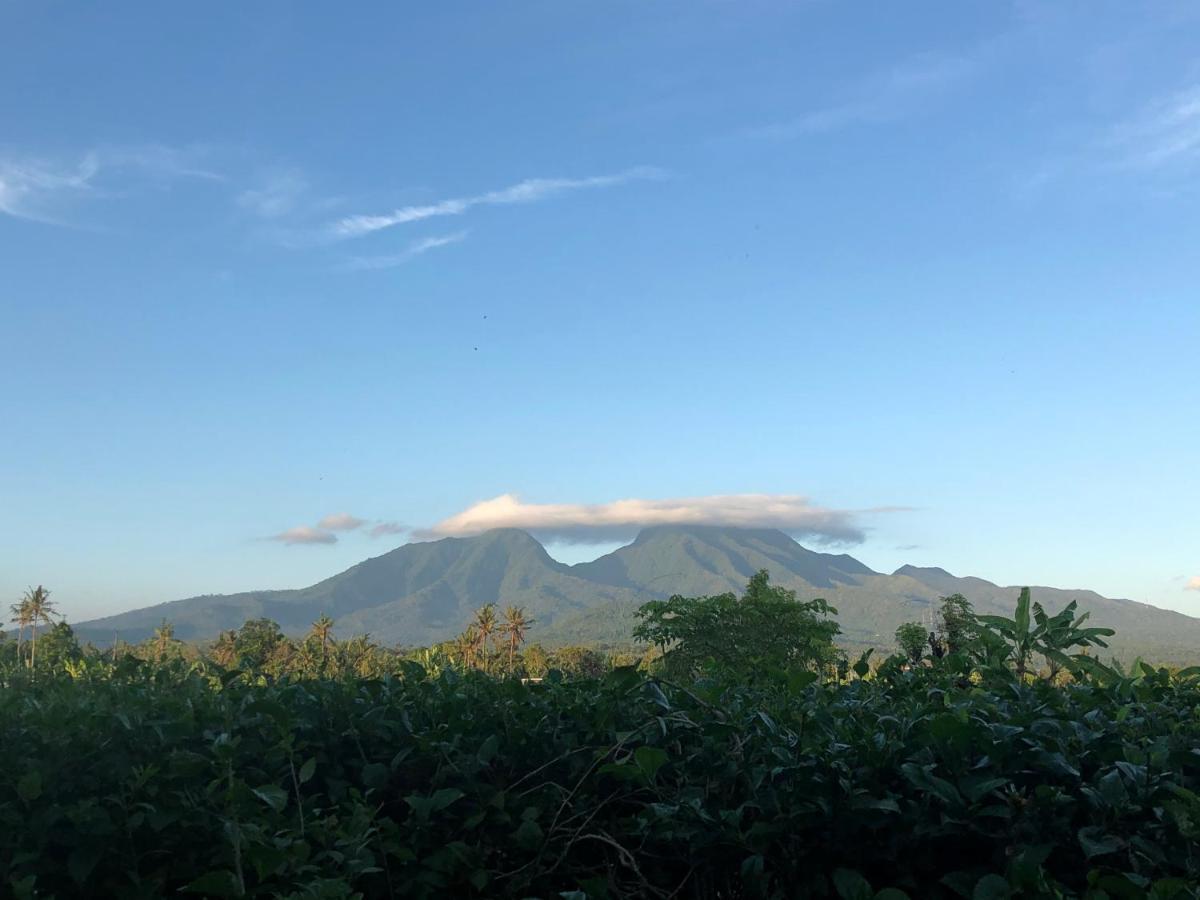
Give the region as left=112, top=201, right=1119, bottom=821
left=5, top=575, right=1200, bottom=898
left=64, top=526, right=1200, bottom=664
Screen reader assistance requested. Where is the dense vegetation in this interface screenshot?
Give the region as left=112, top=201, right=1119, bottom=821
left=4, top=578, right=1200, bottom=898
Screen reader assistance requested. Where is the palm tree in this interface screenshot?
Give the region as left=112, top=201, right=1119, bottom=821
left=211, top=629, right=239, bottom=668
left=455, top=625, right=479, bottom=670
left=23, top=586, right=58, bottom=673
left=298, top=615, right=336, bottom=676
left=499, top=605, right=534, bottom=673
left=9, top=596, right=32, bottom=666
left=152, top=619, right=177, bottom=662
left=473, top=604, right=497, bottom=673
left=310, top=614, right=335, bottom=656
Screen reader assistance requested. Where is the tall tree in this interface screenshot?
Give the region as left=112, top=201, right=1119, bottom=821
left=499, top=605, right=534, bottom=673
left=310, top=614, right=335, bottom=657
left=152, top=619, right=178, bottom=663
left=634, top=570, right=839, bottom=680
left=9, top=596, right=32, bottom=666
left=211, top=629, right=239, bottom=668
left=455, top=625, right=479, bottom=670
left=895, top=622, right=928, bottom=667
left=522, top=643, right=550, bottom=679
left=23, top=586, right=58, bottom=673
left=936, top=594, right=977, bottom=656
left=473, top=604, right=498, bottom=673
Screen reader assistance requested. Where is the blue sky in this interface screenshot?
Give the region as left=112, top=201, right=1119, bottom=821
left=3, top=1, right=1199, bottom=622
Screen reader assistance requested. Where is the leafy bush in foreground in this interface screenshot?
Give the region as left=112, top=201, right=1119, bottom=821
left=4, top=656, right=1200, bottom=899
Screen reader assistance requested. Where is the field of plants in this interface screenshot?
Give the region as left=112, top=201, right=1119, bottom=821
left=3, top=581, right=1200, bottom=898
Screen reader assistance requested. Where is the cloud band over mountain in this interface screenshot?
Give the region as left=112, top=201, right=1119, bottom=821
left=416, top=493, right=871, bottom=544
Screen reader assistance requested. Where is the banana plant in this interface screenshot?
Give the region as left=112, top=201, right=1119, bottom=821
left=1031, top=598, right=1115, bottom=681
left=977, top=588, right=1114, bottom=681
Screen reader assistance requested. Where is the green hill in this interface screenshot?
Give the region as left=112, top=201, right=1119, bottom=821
left=72, top=526, right=1200, bottom=663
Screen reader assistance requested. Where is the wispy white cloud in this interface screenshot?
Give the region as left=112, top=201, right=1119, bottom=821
left=317, top=512, right=367, bottom=531
left=331, top=166, right=667, bottom=239
left=1110, top=83, right=1200, bottom=170
left=370, top=521, right=408, bottom=538
left=0, top=144, right=220, bottom=224
left=740, top=51, right=981, bottom=142
left=268, top=525, right=338, bottom=546
left=267, top=513, right=405, bottom=544
left=92, top=144, right=223, bottom=182
left=1186, top=576, right=1200, bottom=592
left=417, top=492, right=879, bottom=545
left=238, top=169, right=309, bottom=218
left=344, top=231, right=468, bottom=270
left=0, top=156, right=99, bottom=223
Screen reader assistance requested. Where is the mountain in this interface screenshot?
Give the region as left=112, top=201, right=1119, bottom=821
left=73, top=529, right=645, bottom=648
left=73, top=526, right=1200, bottom=663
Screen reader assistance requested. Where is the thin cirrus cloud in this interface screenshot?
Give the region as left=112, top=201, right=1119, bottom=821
left=344, top=231, right=468, bottom=271
left=268, top=514, right=407, bottom=546
left=237, top=169, right=310, bottom=219
left=317, top=512, right=367, bottom=532
left=330, top=166, right=667, bottom=240
left=738, top=50, right=982, bottom=142
left=269, top=525, right=339, bottom=546
left=0, top=155, right=99, bottom=224
left=370, top=521, right=408, bottom=538
left=1185, top=576, right=1200, bottom=592
left=1109, top=82, right=1200, bottom=170
left=415, top=492, right=887, bottom=545
left=0, top=144, right=220, bottom=224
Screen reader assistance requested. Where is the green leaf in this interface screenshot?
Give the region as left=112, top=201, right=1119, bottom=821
left=788, top=670, right=818, bottom=692
left=854, top=796, right=901, bottom=813
left=833, top=868, right=874, bottom=900
left=361, top=762, right=390, bottom=790
left=477, top=734, right=499, bottom=764
left=297, top=757, right=316, bottom=784
left=644, top=681, right=672, bottom=709
left=406, top=787, right=464, bottom=819
left=180, top=870, right=242, bottom=897
left=16, top=772, right=42, bottom=803
left=430, top=787, right=464, bottom=811
left=514, top=818, right=543, bottom=851
left=961, top=777, right=1009, bottom=803
left=741, top=854, right=765, bottom=880
left=972, top=874, right=1011, bottom=900
left=1014, top=588, right=1031, bottom=642
left=1092, top=872, right=1150, bottom=899
left=900, top=762, right=962, bottom=806
left=633, top=745, right=670, bottom=782
left=1078, top=826, right=1125, bottom=859
left=852, top=649, right=874, bottom=679
left=252, top=784, right=288, bottom=812
left=68, top=846, right=102, bottom=886
left=874, top=890, right=911, bottom=900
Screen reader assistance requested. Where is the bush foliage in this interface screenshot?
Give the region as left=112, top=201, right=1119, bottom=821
left=3, top=578, right=1200, bottom=898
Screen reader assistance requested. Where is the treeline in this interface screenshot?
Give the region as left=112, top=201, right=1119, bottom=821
left=3, top=588, right=656, bottom=682
left=3, top=575, right=1177, bottom=686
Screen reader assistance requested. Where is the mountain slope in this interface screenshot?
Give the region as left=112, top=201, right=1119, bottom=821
left=74, top=529, right=645, bottom=647
left=73, top=526, right=1200, bottom=663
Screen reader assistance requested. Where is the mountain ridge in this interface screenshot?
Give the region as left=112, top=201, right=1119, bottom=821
left=70, top=526, right=1200, bottom=663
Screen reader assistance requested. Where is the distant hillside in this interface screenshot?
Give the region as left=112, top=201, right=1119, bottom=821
left=73, top=526, right=1200, bottom=663
left=73, top=529, right=645, bottom=647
